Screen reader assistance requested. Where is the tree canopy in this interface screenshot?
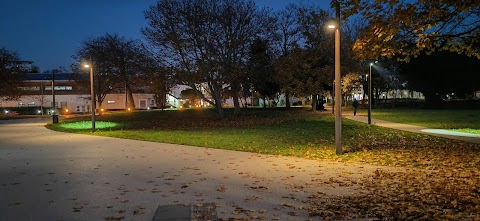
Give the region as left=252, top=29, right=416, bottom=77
left=337, top=0, right=480, bottom=61
left=0, top=48, right=25, bottom=101
left=73, top=34, right=153, bottom=109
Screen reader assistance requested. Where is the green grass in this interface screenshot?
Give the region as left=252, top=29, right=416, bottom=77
left=58, top=121, right=118, bottom=130
left=358, top=109, right=480, bottom=129
left=47, top=108, right=480, bottom=169
left=453, top=128, right=480, bottom=135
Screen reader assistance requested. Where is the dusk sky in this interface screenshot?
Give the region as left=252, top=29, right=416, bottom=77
left=0, top=0, right=331, bottom=72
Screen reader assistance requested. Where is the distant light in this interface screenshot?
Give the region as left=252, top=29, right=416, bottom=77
left=375, top=61, right=379, bottom=64
left=84, top=64, right=90, bottom=68
left=127, top=108, right=131, bottom=111
left=370, top=63, right=373, bottom=66
left=65, top=109, right=69, bottom=113
left=147, top=107, right=150, bottom=110
left=327, top=25, right=336, bottom=29
left=101, top=108, right=104, bottom=112
left=38, top=110, right=41, bottom=113
left=4, top=110, right=8, bottom=114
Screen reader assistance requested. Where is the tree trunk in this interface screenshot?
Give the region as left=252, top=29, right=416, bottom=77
left=362, top=86, right=366, bottom=105
left=209, top=82, right=224, bottom=118
left=233, top=92, right=241, bottom=115
left=126, top=84, right=135, bottom=109
left=285, top=93, right=290, bottom=109
left=312, top=94, right=317, bottom=111
left=392, top=90, right=396, bottom=109
left=385, top=91, right=388, bottom=105
left=213, top=93, right=224, bottom=118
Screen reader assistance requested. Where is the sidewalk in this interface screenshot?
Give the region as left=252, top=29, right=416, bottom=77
left=346, top=115, right=480, bottom=144
left=0, top=118, right=398, bottom=221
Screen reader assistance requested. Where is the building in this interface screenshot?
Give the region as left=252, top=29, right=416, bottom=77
left=0, top=73, right=183, bottom=114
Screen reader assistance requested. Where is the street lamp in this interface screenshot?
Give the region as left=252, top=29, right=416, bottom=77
left=327, top=1, right=342, bottom=155
left=84, top=64, right=96, bottom=132
left=51, top=70, right=58, bottom=124
left=368, top=61, right=378, bottom=124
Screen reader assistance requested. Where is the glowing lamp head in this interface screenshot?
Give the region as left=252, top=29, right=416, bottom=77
left=65, top=109, right=69, bottom=113
left=326, top=18, right=338, bottom=30
left=84, top=64, right=90, bottom=68
left=127, top=108, right=131, bottom=111
left=101, top=108, right=104, bottom=112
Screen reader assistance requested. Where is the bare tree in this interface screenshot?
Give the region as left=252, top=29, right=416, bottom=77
left=73, top=34, right=152, bottom=110
left=273, top=3, right=302, bottom=108
left=143, top=0, right=275, bottom=117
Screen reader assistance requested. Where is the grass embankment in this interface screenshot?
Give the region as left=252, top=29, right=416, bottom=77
left=47, top=108, right=480, bottom=220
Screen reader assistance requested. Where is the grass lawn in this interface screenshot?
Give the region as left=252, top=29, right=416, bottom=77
left=47, top=108, right=480, bottom=220
left=47, top=108, right=479, bottom=169
left=355, top=108, right=480, bottom=133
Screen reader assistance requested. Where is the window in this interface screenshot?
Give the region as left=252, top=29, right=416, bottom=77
left=45, top=86, right=73, bottom=91
left=28, top=102, right=35, bottom=107
left=19, top=86, right=40, bottom=91
left=107, top=100, right=116, bottom=104
left=60, top=102, right=67, bottom=107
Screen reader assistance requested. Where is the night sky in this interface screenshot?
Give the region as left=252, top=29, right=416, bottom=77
left=0, top=0, right=331, bottom=71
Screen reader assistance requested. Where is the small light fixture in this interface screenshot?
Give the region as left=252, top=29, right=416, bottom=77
left=326, top=18, right=337, bottom=30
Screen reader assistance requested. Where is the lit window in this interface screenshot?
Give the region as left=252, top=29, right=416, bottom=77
left=107, top=100, right=115, bottom=104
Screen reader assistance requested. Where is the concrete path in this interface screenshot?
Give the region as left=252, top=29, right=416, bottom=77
left=346, top=115, right=480, bottom=144
left=0, top=118, right=394, bottom=221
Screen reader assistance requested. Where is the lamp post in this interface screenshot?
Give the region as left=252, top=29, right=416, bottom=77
left=368, top=63, right=372, bottom=124
left=84, top=64, right=96, bottom=132
left=51, top=71, right=58, bottom=124
left=327, top=1, right=342, bottom=155
left=368, top=61, right=378, bottom=124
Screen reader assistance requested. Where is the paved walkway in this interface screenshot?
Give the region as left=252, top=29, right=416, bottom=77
left=0, top=118, right=396, bottom=221
left=346, top=115, right=480, bottom=144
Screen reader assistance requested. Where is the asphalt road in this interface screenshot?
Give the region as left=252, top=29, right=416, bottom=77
left=0, top=118, right=389, bottom=221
